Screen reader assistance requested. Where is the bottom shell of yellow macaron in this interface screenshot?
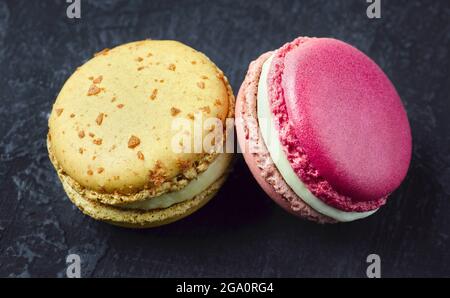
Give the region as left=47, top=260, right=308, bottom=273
left=57, top=167, right=230, bottom=229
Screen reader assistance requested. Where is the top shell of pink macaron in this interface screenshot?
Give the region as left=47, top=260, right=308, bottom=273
left=272, top=38, right=412, bottom=202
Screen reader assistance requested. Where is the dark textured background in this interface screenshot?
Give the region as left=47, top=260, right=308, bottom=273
left=0, top=0, right=449, bottom=278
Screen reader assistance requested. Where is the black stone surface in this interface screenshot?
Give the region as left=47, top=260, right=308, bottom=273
left=0, top=0, right=449, bottom=278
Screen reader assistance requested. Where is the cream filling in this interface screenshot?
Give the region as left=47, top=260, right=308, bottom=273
left=123, top=154, right=230, bottom=210
left=257, top=54, right=377, bottom=222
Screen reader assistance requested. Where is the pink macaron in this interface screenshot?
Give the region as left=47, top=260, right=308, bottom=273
left=236, top=37, right=412, bottom=223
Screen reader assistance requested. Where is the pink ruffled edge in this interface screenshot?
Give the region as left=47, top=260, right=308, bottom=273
left=236, top=51, right=335, bottom=223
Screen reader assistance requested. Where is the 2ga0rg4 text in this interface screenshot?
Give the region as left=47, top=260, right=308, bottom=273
left=220, top=282, right=274, bottom=294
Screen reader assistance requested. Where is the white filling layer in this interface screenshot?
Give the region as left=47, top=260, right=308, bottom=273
left=124, top=154, right=230, bottom=210
left=257, top=54, right=377, bottom=222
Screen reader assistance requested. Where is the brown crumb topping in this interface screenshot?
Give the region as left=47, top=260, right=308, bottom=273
left=117, top=104, right=124, bottom=109
left=96, top=113, right=104, bottom=126
left=89, top=132, right=95, bottom=138
left=87, top=170, right=94, bottom=176
left=187, top=113, right=195, bottom=120
left=79, top=148, right=84, bottom=154
left=137, top=151, right=145, bottom=160
left=150, top=89, right=158, bottom=100
left=176, top=159, right=191, bottom=171
left=148, top=161, right=165, bottom=186
left=56, top=108, right=64, bottom=117
left=137, top=66, right=145, bottom=71
left=128, top=135, right=141, bottom=149
left=94, top=48, right=110, bottom=57
left=136, top=57, right=143, bottom=62
left=93, top=75, right=103, bottom=84
left=214, top=99, right=222, bottom=106
left=171, top=107, right=181, bottom=116
left=200, top=106, right=211, bottom=114
left=78, top=130, right=85, bottom=139
left=168, top=64, right=176, bottom=71
left=87, top=84, right=102, bottom=96
left=201, top=75, right=209, bottom=80
left=93, top=138, right=103, bottom=145
left=197, top=81, right=205, bottom=89
left=97, top=167, right=105, bottom=174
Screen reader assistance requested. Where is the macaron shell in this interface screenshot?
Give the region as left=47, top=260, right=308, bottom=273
left=281, top=38, right=412, bottom=201
left=58, top=162, right=231, bottom=228
left=48, top=40, right=233, bottom=195
left=235, top=52, right=335, bottom=224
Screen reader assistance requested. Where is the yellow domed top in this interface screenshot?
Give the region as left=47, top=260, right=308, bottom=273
left=48, top=40, right=234, bottom=196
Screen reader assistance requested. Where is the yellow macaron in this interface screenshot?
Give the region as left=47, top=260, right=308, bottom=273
left=48, top=40, right=235, bottom=228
